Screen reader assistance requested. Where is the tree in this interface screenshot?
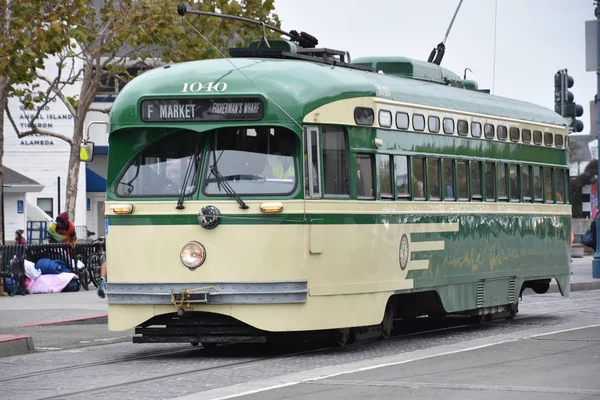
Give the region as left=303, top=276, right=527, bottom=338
left=5, top=0, right=280, bottom=224
left=0, top=0, right=88, bottom=245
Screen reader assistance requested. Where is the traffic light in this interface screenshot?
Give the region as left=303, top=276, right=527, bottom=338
left=554, top=69, right=584, bottom=133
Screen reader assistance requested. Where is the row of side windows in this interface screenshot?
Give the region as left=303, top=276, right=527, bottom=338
left=375, top=155, right=568, bottom=203
left=355, top=107, right=565, bottom=148
left=304, top=126, right=568, bottom=203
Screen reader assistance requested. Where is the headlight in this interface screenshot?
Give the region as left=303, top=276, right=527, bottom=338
left=180, top=241, right=206, bottom=270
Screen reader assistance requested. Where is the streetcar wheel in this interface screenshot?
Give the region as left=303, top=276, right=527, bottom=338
left=380, top=302, right=394, bottom=339
left=190, top=341, right=199, bottom=347
left=334, top=328, right=352, bottom=347
left=201, top=342, right=218, bottom=349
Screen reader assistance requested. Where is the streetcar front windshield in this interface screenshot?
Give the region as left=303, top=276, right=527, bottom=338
left=204, top=126, right=297, bottom=196
left=116, top=130, right=204, bottom=197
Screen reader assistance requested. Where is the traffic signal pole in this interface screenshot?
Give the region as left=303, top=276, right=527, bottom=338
left=593, top=2, right=600, bottom=278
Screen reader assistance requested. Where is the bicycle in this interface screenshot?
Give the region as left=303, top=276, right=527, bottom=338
left=86, top=237, right=106, bottom=289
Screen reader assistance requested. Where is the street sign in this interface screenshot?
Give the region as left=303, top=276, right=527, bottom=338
left=586, top=20, right=599, bottom=72
left=17, top=200, right=24, bottom=214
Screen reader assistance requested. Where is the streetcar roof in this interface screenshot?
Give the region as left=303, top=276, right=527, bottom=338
left=110, top=57, right=566, bottom=129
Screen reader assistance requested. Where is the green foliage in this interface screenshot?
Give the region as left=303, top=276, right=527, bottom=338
left=0, top=0, right=89, bottom=92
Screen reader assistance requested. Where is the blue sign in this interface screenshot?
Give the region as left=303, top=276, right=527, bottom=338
left=105, top=218, right=108, bottom=235
left=86, top=198, right=91, bottom=212
left=16, top=200, right=24, bottom=214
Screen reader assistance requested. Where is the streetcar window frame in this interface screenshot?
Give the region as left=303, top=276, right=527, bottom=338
left=411, top=157, right=426, bottom=200
left=544, top=132, right=553, bottom=147
left=554, top=168, right=565, bottom=204
left=428, top=116, right=440, bottom=133
left=497, top=162, right=508, bottom=201
left=395, top=155, right=411, bottom=200
left=471, top=160, right=483, bottom=201
left=484, top=123, right=495, bottom=140
left=485, top=162, right=496, bottom=202
left=304, top=125, right=322, bottom=199
left=356, top=153, right=375, bottom=199
left=378, top=110, right=392, bottom=128
left=533, top=166, right=543, bottom=202
left=442, top=158, right=455, bottom=201
left=443, top=118, right=455, bottom=135
left=555, top=134, right=564, bottom=148
left=354, top=107, right=374, bottom=126
left=533, top=130, right=543, bottom=145
left=378, top=154, right=394, bottom=200
left=456, top=160, right=469, bottom=201
left=497, top=125, right=508, bottom=141
left=509, top=127, right=520, bottom=143
left=522, top=165, right=532, bottom=202
left=413, top=114, right=426, bottom=132
left=396, top=112, right=410, bottom=130
left=509, top=164, right=520, bottom=202
left=428, top=158, right=441, bottom=201
left=522, top=129, right=532, bottom=144
left=457, top=120, right=469, bottom=136
left=322, top=125, right=350, bottom=198
left=471, top=122, right=482, bottom=138
left=543, top=167, right=554, bottom=203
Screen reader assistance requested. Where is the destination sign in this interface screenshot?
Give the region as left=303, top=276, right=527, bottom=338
left=140, top=98, right=264, bottom=122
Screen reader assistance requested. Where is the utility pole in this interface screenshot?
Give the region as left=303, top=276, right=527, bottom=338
left=593, top=2, right=600, bottom=278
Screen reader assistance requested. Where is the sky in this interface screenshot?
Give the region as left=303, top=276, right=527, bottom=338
left=274, top=0, right=596, bottom=135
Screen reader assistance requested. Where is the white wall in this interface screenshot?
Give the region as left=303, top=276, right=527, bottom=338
left=3, top=51, right=87, bottom=227
left=3, top=193, right=27, bottom=243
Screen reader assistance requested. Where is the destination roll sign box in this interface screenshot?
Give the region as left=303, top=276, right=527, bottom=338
left=140, top=98, right=264, bottom=122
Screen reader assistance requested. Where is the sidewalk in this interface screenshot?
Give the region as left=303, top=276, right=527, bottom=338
left=0, top=258, right=598, bottom=358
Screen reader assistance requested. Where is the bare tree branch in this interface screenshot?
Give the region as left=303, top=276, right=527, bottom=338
left=88, top=107, right=111, bottom=114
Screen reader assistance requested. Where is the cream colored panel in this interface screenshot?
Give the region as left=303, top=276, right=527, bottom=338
left=309, top=220, right=324, bottom=254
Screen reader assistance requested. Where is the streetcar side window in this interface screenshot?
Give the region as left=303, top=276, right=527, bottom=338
left=544, top=132, right=553, bottom=147
left=378, top=154, right=393, bottom=200
left=428, top=116, right=440, bottom=133
left=485, top=163, right=495, bottom=201
left=428, top=158, right=441, bottom=201
left=457, top=120, right=468, bottom=136
left=395, top=156, right=410, bottom=200
left=497, top=163, right=508, bottom=201
left=509, top=127, right=520, bottom=143
left=471, top=161, right=482, bottom=200
left=322, top=126, right=350, bottom=197
left=356, top=154, right=375, bottom=199
left=533, top=166, right=543, bottom=202
left=497, top=126, right=508, bottom=141
left=555, top=134, right=564, bottom=148
left=411, top=157, right=425, bottom=200
left=555, top=168, right=565, bottom=204
left=522, top=165, right=532, bottom=202
left=413, top=114, right=426, bottom=131
left=509, top=164, right=520, bottom=202
left=443, top=118, right=455, bottom=135
left=471, top=122, right=482, bottom=138
left=522, top=129, right=532, bottom=144
left=442, top=159, right=455, bottom=201
left=304, top=126, right=321, bottom=199
left=484, top=123, right=495, bottom=140
left=456, top=161, right=468, bottom=200
left=544, top=167, right=554, bottom=203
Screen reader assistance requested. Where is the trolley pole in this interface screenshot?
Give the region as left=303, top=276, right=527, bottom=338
left=593, top=2, right=600, bottom=278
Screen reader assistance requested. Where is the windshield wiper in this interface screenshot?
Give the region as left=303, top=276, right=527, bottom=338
left=209, top=151, right=249, bottom=210
left=176, top=141, right=202, bottom=210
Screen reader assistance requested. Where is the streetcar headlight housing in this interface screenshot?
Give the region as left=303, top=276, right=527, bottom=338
left=180, top=241, right=206, bottom=270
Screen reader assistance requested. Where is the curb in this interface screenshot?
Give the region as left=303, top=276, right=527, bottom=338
left=20, top=313, right=108, bottom=327
left=546, top=281, right=600, bottom=294
left=0, top=334, right=35, bottom=358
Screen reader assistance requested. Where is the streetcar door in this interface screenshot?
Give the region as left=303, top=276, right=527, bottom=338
left=303, top=125, right=322, bottom=199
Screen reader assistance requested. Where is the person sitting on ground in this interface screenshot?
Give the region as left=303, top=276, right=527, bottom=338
left=15, top=229, right=27, bottom=245
left=47, top=212, right=77, bottom=246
